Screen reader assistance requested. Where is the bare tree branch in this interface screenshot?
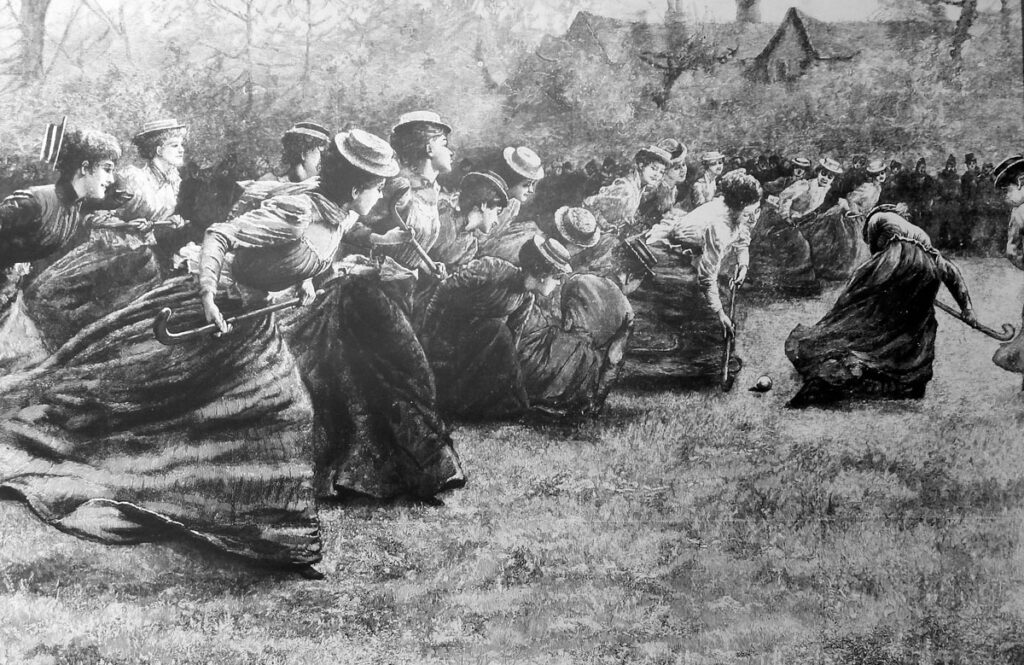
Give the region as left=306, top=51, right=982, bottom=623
left=41, top=0, right=84, bottom=83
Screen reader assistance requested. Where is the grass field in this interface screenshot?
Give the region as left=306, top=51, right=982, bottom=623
left=2, top=257, right=1024, bottom=665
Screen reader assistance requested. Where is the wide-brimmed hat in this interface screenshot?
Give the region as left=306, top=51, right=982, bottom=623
left=817, top=158, right=844, bottom=175
left=334, top=129, right=400, bottom=178
left=40, top=116, right=67, bottom=170
left=701, top=150, right=725, bottom=163
left=635, top=145, right=672, bottom=167
left=284, top=121, right=331, bottom=142
left=865, top=159, right=887, bottom=175
left=994, top=155, right=1024, bottom=188
left=791, top=156, right=811, bottom=169
left=391, top=110, right=452, bottom=136
left=554, top=206, right=601, bottom=248
left=502, top=146, right=545, bottom=181
left=134, top=118, right=187, bottom=141
left=623, top=237, right=657, bottom=278
left=521, top=234, right=572, bottom=275
left=460, top=170, right=509, bottom=208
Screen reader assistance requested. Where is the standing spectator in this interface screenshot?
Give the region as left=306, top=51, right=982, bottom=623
left=957, top=152, right=981, bottom=249
left=908, top=157, right=936, bottom=234
left=935, top=153, right=960, bottom=248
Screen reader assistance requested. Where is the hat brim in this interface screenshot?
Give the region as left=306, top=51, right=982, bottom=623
left=503, top=146, right=545, bottom=181
left=336, top=135, right=400, bottom=178
left=995, top=161, right=1024, bottom=188
left=553, top=206, right=600, bottom=248
left=531, top=235, right=572, bottom=274
left=134, top=124, right=187, bottom=141
left=392, top=119, right=452, bottom=136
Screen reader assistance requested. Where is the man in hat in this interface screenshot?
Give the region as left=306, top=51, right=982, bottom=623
left=261, top=121, right=331, bottom=183
left=361, top=110, right=455, bottom=292
left=763, top=156, right=810, bottom=196
left=691, top=150, right=725, bottom=208
left=983, top=156, right=1024, bottom=379
left=907, top=157, right=936, bottom=232
left=935, top=153, right=960, bottom=247
left=956, top=152, right=982, bottom=249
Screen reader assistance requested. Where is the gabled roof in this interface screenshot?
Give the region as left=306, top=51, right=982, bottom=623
left=754, top=7, right=859, bottom=62
left=562, top=11, right=777, bottom=65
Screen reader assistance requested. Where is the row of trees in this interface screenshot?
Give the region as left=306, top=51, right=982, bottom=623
left=0, top=0, right=1020, bottom=187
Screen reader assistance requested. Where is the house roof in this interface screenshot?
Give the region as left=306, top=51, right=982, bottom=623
left=554, top=9, right=951, bottom=68
left=562, top=11, right=778, bottom=65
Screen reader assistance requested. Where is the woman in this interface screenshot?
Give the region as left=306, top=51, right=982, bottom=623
left=747, top=158, right=841, bottom=295
left=24, top=118, right=192, bottom=349
left=517, top=272, right=634, bottom=419
left=630, top=170, right=762, bottom=385
left=260, top=121, right=331, bottom=183
left=486, top=145, right=545, bottom=238
left=690, top=150, right=726, bottom=209
left=583, top=145, right=671, bottom=236
left=420, top=235, right=572, bottom=419
left=786, top=205, right=974, bottom=407
left=429, top=170, right=509, bottom=269
left=0, top=129, right=408, bottom=577
left=637, top=138, right=688, bottom=227
left=804, top=158, right=886, bottom=281
left=0, top=124, right=121, bottom=372
left=479, top=205, right=601, bottom=268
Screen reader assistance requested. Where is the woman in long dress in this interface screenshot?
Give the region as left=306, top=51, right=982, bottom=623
left=0, top=125, right=122, bottom=372
left=786, top=205, right=975, bottom=407
left=0, top=129, right=408, bottom=577
left=24, top=118, right=192, bottom=349
left=630, top=169, right=763, bottom=385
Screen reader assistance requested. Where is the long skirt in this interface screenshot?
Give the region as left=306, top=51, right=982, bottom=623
left=281, top=273, right=465, bottom=499
left=0, top=277, right=321, bottom=566
left=785, top=240, right=942, bottom=406
left=0, top=267, right=47, bottom=374
left=747, top=210, right=821, bottom=296
left=422, top=312, right=531, bottom=421
left=518, top=286, right=633, bottom=418
left=623, top=245, right=743, bottom=386
left=23, top=237, right=163, bottom=350
left=802, top=206, right=870, bottom=281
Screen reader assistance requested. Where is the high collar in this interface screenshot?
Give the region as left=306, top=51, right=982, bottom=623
left=55, top=176, right=83, bottom=204
left=147, top=160, right=181, bottom=188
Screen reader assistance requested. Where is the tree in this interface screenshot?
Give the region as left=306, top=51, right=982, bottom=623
left=736, top=0, right=761, bottom=23
left=16, top=0, right=53, bottom=82
left=635, top=21, right=728, bottom=110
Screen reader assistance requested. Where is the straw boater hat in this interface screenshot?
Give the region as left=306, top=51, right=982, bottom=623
left=284, top=121, right=331, bottom=142
left=635, top=145, right=673, bottom=167
left=334, top=129, right=400, bottom=178
left=993, top=155, right=1024, bottom=188
left=460, top=171, right=510, bottom=208
left=865, top=159, right=887, bottom=175
left=522, top=234, right=572, bottom=274
left=502, top=146, right=545, bottom=181
left=554, top=206, right=601, bottom=248
left=134, top=118, right=187, bottom=141
left=791, top=156, right=811, bottom=169
left=701, top=150, right=725, bottom=163
left=818, top=157, right=844, bottom=175
left=391, top=110, right=452, bottom=136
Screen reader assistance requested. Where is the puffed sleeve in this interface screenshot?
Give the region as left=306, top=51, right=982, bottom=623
left=0, top=191, right=44, bottom=266
left=198, top=194, right=313, bottom=295
left=697, top=221, right=728, bottom=314
left=1006, top=207, right=1024, bottom=271
left=937, top=254, right=973, bottom=314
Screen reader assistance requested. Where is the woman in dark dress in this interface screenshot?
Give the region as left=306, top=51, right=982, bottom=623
left=24, top=118, right=191, bottom=349
left=786, top=206, right=975, bottom=407
left=420, top=235, right=572, bottom=420
left=0, top=125, right=121, bottom=373
left=0, top=129, right=408, bottom=577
